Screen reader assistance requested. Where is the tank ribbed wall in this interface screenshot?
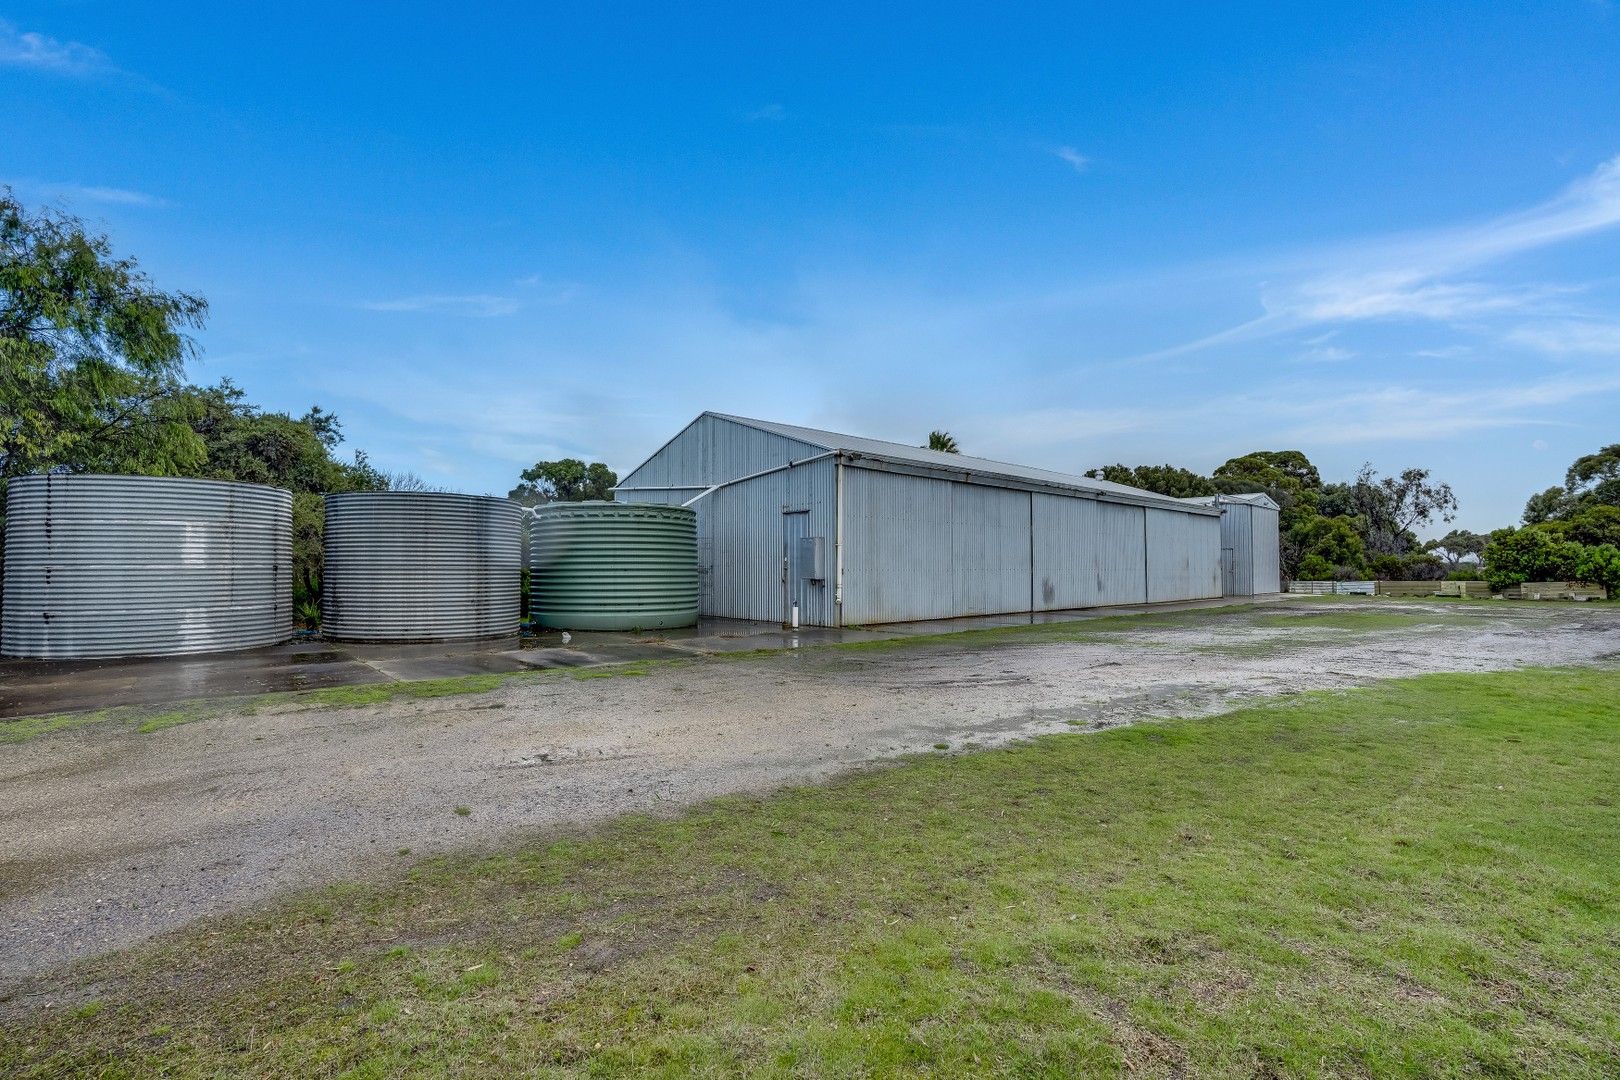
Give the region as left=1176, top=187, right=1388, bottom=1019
left=531, top=502, right=699, bottom=630
left=2, top=474, right=293, bottom=659
left=321, top=492, right=521, bottom=642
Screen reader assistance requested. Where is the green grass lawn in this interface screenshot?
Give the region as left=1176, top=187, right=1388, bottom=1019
left=4, top=668, right=1617, bottom=1078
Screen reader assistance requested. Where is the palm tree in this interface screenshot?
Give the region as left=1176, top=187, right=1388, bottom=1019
left=926, top=430, right=960, bottom=454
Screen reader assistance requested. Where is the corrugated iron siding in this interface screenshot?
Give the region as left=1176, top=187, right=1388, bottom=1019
left=951, top=485, right=1032, bottom=616
left=693, top=456, right=836, bottom=624
left=1250, top=504, right=1281, bottom=593
left=1032, top=496, right=1147, bottom=608
left=618, top=413, right=824, bottom=494
left=1145, top=508, right=1222, bottom=602
left=841, top=468, right=955, bottom=624
left=846, top=471, right=1218, bottom=624
left=1215, top=500, right=1281, bottom=595
left=1218, top=501, right=1253, bottom=596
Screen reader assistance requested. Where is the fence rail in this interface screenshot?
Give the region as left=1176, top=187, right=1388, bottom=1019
left=1501, top=582, right=1608, bottom=601
left=1286, top=580, right=1376, bottom=595
left=1288, top=579, right=1602, bottom=600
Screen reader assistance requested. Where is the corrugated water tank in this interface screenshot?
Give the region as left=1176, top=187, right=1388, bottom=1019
left=530, top=501, right=699, bottom=630
left=1, top=473, right=293, bottom=659
left=321, top=491, right=521, bottom=642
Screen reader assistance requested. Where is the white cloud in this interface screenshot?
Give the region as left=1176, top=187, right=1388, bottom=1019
left=1134, top=154, right=1620, bottom=360
left=1053, top=146, right=1091, bottom=174
left=0, top=20, right=110, bottom=77
left=360, top=294, right=521, bottom=317
left=970, top=371, right=1620, bottom=465
left=747, top=103, right=786, bottom=122
left=1295, top=345, right=1356, bottom=364
left=37, top=182, right=165, bottom=207
left=1506, top=320, right=1620, bottom=356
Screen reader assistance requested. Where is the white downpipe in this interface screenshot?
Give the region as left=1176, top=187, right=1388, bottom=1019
left=681, top=452, right=837, bottom=508
left=833, top=459, right=845, bottom=624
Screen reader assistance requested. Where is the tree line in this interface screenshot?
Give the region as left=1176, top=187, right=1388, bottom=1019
left=1074, top=445, right=1619, bottom=596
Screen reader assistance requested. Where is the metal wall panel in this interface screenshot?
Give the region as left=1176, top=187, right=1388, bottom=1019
left=2, top=474, right=292, bottom=659
left=1031, top=495, right=1147, bottom=609
left=1213, top=500, right=1282, bottom=596
left=1218, top=501, right=1253, bottom=596
left=1146, top=508, right=1222, bottom=602
left=950, top=485, right=1032, bottom=616
left=692, top=456, right=836, bottom=625
left=840, top=467, right=954, bottom=624
left=617, top=413, right=824, bottom=496
left=1250, top=504, right=1281, bottom=593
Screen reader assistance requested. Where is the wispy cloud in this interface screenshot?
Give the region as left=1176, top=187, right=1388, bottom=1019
left=747, top=103, right=786, bottom=122
left=1052, top=145, right=1091, bottom=174
left=0, top=20, right=111, bottom=77
left=1133, top=154, right=1620, bottom=361
left=1506, top=319, right=1620, bottom=356
left=360, top=294, right=522, bottom=317
left=974, top=370, right=1620, bottom=464
left=16, top=182, right=167, bottom=207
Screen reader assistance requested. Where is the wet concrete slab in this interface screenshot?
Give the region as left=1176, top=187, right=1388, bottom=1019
left=0, top=639, right=396, bottom=720
left=0, top=598, right=1280, bottom=721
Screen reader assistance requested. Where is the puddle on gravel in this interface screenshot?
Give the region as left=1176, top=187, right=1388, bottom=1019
left=502, top=745, right=636, bottom=768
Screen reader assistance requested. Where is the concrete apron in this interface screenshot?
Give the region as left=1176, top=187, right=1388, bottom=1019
left=0, top=594, right=1284, bottom=721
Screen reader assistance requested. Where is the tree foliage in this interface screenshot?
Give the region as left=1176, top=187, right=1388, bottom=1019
left=1084, top=463, right=1215, bottom=499
left=1, top=189, right=208, bottom=480
left=1328, top=464, right=1458, bottom=557
left=1212, top=450, right=1322, bottom=530
left=1424, top=529, right=1487, bottom=570
left=1482, top=528, right=1585, bottom=589
left=925, top=430, right=960, bottom=454
left=509, top=458, right=618, bottom=506
left=1520, top=444, right=1620, bottom=524
left=1288, top=515, right=1366, bottom=579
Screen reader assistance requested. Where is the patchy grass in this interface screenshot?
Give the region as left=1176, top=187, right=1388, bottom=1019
left=0, top=662, right=668, bottom=746
left=4, top=667, right=1617, bottom=1077
left=0, top=708, right=122, bottom=745
left=1251, top=609, right=1480, bottom=632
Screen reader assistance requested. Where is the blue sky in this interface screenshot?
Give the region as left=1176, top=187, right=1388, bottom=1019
left=5, top=3, right=1619, bottom=534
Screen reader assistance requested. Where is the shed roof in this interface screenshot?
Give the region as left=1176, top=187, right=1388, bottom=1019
left=1175, top=492, right=1281, bottom=511
left=700, top=412, right=1215, bottom=513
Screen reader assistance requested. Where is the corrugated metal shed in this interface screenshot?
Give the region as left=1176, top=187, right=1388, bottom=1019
left=1179, top=493, right=1281, bottom=596
left=617, top=412, right=1226, bottom=627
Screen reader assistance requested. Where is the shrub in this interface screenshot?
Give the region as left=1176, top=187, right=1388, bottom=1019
left=1574, top=543, right=1620, bottom=597
left=1483, top=527, right=1584, bottom=589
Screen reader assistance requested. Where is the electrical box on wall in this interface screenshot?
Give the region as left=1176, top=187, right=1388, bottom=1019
left=798, top=536, right=825, bottom=582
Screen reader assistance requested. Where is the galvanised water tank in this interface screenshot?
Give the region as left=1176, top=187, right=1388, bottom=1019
left=530, top=502, right=699, bottom=630
left=1, top=474, right=293, bottom=659
left=321, top=491, right=521, bottom=642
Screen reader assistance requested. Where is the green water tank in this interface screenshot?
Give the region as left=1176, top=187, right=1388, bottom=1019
left=529, top=501, right=699, bottom=630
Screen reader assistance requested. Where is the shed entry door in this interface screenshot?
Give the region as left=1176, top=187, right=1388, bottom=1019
left=782, top=510, right=810, bottom=627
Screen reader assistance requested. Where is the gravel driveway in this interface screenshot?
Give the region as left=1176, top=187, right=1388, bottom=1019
left=3, top=598, right=1617, bottom=994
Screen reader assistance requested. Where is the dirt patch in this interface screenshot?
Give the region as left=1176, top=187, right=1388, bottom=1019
left=1, top=599, right=1617, bottom=994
